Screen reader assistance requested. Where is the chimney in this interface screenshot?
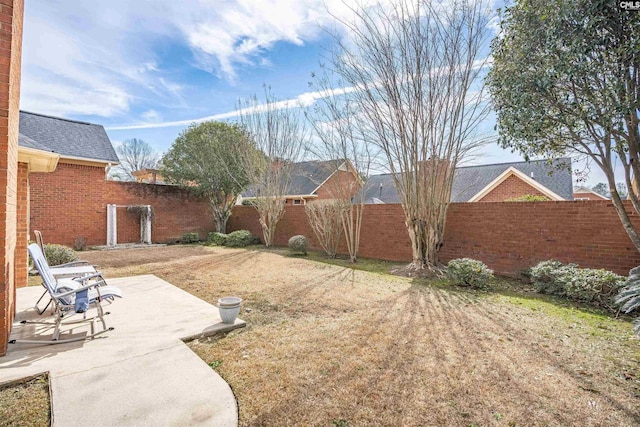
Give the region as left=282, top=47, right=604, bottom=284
left=379, top=183, right=383, bottom=198
left=530, top=171, right=535, bottom=180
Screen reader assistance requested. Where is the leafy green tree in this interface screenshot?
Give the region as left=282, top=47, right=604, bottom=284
left=617, top=182, right=628, bottom=199
left=488, top=0, right=640, bottom=250
left=161, top=121, right=255, bottom=233
left=592, top=183, right=609, bottom=197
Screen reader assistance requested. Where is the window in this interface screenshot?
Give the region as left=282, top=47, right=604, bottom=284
left=293, top=199, right=302, bottom=205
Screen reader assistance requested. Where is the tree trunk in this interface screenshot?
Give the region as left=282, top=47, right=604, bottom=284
left=607, top=178, right=640, bottom=251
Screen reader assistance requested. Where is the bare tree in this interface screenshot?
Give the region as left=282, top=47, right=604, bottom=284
left=112, top=138, right=160, bottom=181
left=305, top=199, right=345, bottom=258
left=326, top=0, right=492, bottom=270
left=237, top=88, right=307, bottom=246
left=306, top=73, right=376, bottom=263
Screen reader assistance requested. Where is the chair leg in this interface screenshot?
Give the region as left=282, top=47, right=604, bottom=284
left=10, top=303, right=114, bottom=346
left=35, top=289, right=53, bottom=315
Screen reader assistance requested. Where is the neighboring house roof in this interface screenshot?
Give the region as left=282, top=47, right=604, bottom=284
left=573, top=186, right=608, bottom=200
left=243, top=159, right=349, bottom=198
left=19, top=111, right=119, bottom=164
left=363, top=158, right=574, bottom=203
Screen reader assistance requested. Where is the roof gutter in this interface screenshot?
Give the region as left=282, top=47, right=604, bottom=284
left=58, top=153, right=120, bottom=167
left=17, top=146, right=60, bottom=172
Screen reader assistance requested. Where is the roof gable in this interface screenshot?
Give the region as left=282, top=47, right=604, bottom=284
left=18, top=111, right=119, bottom=164
left=451, top=158, right=573, bottom=202
left=467, top=166, right=565, bottom=201
left=242, top=159, right=347, bottom=197
left=363, top=158, right=574, bottom=203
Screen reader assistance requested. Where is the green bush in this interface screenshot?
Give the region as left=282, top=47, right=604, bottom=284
left=288, top=235, right=308, bottom=255
left=226, top=230, right=254, bottom=247
left=505, top=194, right=551, bottom=202
left=530, top=260, right=626, bottom=310
left=44, top=244, right=79, bottom=266
left=529, top=260, right=570, bottom=295
left=181, top=232, right=200, bottom=243
left=207, top=232, right=228, bottom=246
left=564, top=268, right=625, bottom=305
left=447, top=258, right=493, bottom=288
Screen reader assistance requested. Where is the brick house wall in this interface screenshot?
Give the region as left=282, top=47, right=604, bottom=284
left=0, top=0, right=23, bottom=356
left=313, top=170, right=361, bottom=201
left=477, top=174, right=547, bottom=202
left=228, top=200, right=640, bottom=276
left=573, top=191, right=606, bottom=201
left=30, top=162, right=106, bottom=246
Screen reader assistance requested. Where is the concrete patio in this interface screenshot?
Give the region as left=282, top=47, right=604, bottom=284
left=1, top=274, right=245, bottom=426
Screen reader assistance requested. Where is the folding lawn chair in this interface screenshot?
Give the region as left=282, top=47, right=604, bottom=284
left=33, top=230, right=100, bottom=314
left=10, top=243, right=122, bottom=345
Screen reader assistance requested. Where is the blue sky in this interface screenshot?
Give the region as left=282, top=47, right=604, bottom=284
left=19, top=0, right=613, bottom=186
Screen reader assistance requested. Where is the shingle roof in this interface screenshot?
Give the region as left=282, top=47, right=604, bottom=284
left=18, top=133, right=52, bottom=152
left=363, top=158, right=574, bottom=203
left=288, top=160, right=341, bottom=195
left=18, top=111, right=119, bottom=163
left=243, top=159, right=343, bottom=197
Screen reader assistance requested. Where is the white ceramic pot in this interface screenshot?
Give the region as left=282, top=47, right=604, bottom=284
left=219, top=305, right=241, bottom=324
left=218, top=296, right=242, bottom=324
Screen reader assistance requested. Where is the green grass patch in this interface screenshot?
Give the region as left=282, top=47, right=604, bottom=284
left=302, top=251, right=405, bottom=275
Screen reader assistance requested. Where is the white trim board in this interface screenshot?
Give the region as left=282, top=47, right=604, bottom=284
left=468, top=166, right=565, bottom=202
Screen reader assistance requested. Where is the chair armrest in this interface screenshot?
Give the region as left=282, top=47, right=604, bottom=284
left=55, top=260, right=92, bottom=267
left=71, top=272, right=104, bottom=282
left=55, top=281, right=102, bottom=298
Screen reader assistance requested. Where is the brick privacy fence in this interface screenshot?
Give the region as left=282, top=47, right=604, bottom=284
left=227, top=201, right=640, bottom=276
left=30, top=163, right=214, bottom=247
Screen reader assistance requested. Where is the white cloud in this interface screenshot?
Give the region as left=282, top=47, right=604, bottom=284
left=141, top=109, right=162, bottom=122
left=21, top=0, right=499, bottom=119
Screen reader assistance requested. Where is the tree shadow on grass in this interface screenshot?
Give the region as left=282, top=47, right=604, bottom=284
left=248, top=283, right=640, bottom=426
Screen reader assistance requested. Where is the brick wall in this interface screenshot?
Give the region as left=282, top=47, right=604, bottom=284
left=478, top=174, right=546, bottom=202
left=14, top=161, right=27, bottom=288
left=103, top=182, right=214, bottom=244
left=228, top=201, right=640, bottom=276
left=29, top=163, right=215, bottom=246
left=0, top=0, right=23, bottom=356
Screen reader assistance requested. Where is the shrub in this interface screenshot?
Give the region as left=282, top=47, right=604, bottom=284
left=44, top=243, right=79, bottom=266
left=226, top=230, right=254, bottom=247
left=447, top=258, right=493, bottom=288
left=505, top=194, right=551, bottom=202
left=207, top=232, right=228, bottom=246
left=181, top=232, right=200, bottom=243
left=288, top=235, right=308, bottom=255
left=73, top=236, right=87, bottom=251
left=305, top=200, right=344, bottom=258
left=564, top=268, right=625, bottom=306
left=530, top=260, right=626, bottom=310
left=529, top=260, right=570, bottom=295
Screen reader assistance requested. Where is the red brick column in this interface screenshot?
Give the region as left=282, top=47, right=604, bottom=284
left=14, top=161, right=28, bottom=288
left=0, top=0, right=24, bottom=357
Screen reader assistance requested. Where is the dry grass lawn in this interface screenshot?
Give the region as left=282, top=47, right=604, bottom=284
left=80, top=245, right=640, bottom=426
left=0, top=374, right=50, bottom=426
